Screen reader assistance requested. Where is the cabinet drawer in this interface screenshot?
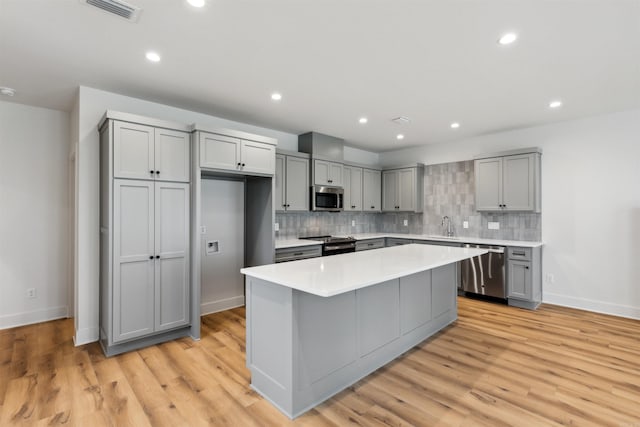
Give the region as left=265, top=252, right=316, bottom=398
left=386, top=238, right=412, bottom=247
left=355, top=239, right=385, bottom=251
left=275, top=246, right=322, bottom=263
left=508, top=247, right=531, bottom=261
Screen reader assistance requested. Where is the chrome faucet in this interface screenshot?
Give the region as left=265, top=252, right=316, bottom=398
left=442, top=216, right=454, bottom=237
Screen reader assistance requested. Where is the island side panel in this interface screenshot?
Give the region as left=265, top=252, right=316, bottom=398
left=289, top=265, right=458, bottom=418
left=245, top=277, right=294, bottom=416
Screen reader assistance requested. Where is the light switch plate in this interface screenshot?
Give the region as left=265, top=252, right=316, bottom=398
left=463, top=221, right=469, bottom=229
left=274, top=222, right=279, bottom=231
left=352, top=220, right=356, bottom=227
left=403, top=219, right=408, bottom=226
left=488, top=222, right=500, bottom=230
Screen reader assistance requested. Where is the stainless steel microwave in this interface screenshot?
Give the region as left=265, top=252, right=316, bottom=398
left=311, top=185, right=343, bottom=212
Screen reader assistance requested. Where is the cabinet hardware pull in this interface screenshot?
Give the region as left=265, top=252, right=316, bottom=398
left=149, top=255, right=154, bottom=259
left=328, top=180, right=333, bottom=183
left=371, top=206, right=375, bottom=209
left=237, top=162, right=241, bottom=166
left=156, top=170, right=160, bottom=174
left=513, top=251, right=526, bottom=256
left=156, top=255, right=160, bottom=259
left=150, top=170, right=154, bottom=174
left=293, top=252, right=303, bottom=256
left=242, top=163, right=245, bottom=167
left=525, top=266, right=529, bottom=269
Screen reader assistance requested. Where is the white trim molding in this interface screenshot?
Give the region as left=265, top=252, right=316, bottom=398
left=0, top=306, right=68, bottom=330
left=201, top=296, right=245, bottom=316
left=544, top=292, right=640, bottom=320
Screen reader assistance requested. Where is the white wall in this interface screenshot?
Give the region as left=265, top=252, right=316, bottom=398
left=344, top=145, right=380, bottom=166
left=380, top=109, right=640, bottom=319
left=74, top=86, right=307, bottom=343
left=0, top=101, right=70, bottom=328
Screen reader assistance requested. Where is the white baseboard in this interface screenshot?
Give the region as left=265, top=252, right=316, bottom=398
left=0, top=305, right=68, bottom=330
left=201, top=295, right=245, bottom=316
left=74, top=326, right=100, bottom=346
left=543, top=292, right=640, bottom=320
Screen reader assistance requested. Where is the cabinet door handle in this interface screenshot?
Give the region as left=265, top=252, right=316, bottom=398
left=150, top=170, right=154, bottom=175
left=328, top=179, right=333, bottom=183
left=525, top=266, right=529, bottom=269
left=512, top=251, right=526, bottom=256
left=237, top=162, right=241, bottom=167
left=156, top=170, right=160, bottom=175
left=149, top=255, right=154, bottom=260
left=242, top=163, right=246, bottom=167
left=156, top=255, right=160, bottom=259
left=293, top=252, right=304, bottom=256
left=371, top=206, right=375, bottom=209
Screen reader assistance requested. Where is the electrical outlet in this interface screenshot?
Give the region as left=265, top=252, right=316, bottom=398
left=200, top=225, right=207, bottom=234
left=274, top=222, right=279, bottom=231
left=545, top=273, right=555, bottom=284
left=403, top=219, right=408, bottom=226
left=488, top=222, right=500, bottom=230
left=26, top=288, right=36, bottom=299
left=351, top=220, right=356, bottom=227
left=463, top=221, right=469, bottom=229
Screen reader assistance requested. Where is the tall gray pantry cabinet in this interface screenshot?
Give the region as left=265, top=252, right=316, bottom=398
left=99, top=112, right=192, bottom=356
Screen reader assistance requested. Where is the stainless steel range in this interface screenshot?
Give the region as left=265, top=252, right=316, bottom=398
left=301, top=235, right=356, bottom=256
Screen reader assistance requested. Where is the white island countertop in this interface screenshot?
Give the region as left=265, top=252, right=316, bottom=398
left=241, top=244, right=487, bottom=297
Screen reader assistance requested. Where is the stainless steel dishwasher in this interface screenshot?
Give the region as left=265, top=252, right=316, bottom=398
left=460, top=244, right=506, bottom=299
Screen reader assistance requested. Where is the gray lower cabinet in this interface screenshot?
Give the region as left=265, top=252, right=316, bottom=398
left=100, top=114, right=192, bottom=357
left=507, top=246, right=542, bottom=309
left=275, top=245, right=322, bottom=263
left=355, top=238, right=385, bottom=251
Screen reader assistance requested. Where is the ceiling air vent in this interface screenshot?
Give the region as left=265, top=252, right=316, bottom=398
left=84, top=0, right=142, bottom=22
left=391, top=116, right=411, bottom=124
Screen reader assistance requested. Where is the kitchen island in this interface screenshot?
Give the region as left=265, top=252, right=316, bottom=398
left=240, top=243, right=487, bottom=419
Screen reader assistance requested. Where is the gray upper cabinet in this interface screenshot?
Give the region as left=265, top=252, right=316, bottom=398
left=275, top=153, right=309, bottom=211
left=113, top=121, right=190, bottom=182
left=475, top=150, right=541, bottom=212
left=314, top=159, right=343, bottom=186
left=199, top=132, right=275, bottom=176
left=362, top=169, right=381, bottom=212
left=382, top=166, right=424, bottom=212
left=343, top=166, right=363, bottom=211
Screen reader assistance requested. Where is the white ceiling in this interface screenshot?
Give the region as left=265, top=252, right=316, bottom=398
left=1, top=0, right=639, bottom=152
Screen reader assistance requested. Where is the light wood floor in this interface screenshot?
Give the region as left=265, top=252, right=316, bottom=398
left=1, top=297, right=640, bottom=426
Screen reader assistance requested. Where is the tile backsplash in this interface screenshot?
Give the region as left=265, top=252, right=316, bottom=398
left=275, top=160, right=541, bottom=242
left=275, top=211, right=422, bottom=239
left=423, top=161, right=541, bottom=241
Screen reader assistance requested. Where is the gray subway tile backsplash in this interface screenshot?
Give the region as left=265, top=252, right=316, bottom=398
left=275, top=160, right=541, bottom=242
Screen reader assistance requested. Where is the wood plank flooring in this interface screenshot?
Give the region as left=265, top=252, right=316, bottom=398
left=1, top=297, right=639, bottom=426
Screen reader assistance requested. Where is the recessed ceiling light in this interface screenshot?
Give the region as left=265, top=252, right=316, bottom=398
left=450, top=122, right=460, bottom=129
left=187, top=0, right=205, bottom=7
left=359, top=117, right=368, bottom=124
left=498, top=32, right=518, bottom=45
left=396, top=134, right=404, bottom=140
left=549, top=100, right=563, bottom=109
left=145, top=51, right=161, bottom=62
left=0, top=87, right=16, bottom=97
left=271, top=92, right=282, bottom=101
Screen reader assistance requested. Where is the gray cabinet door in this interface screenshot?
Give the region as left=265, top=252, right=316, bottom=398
left=199, top=133, right=241, bottom=171
left=275, top=155, right=285, bottom=211
left=382, top=170, right=398, bottom=211
left=507, top=260, right=532, bottom=299
left=113, top=180, right=155, bottom=343
left=113, top=121, right=155, bottom=180
left=400, top=271, right=432, bottom=334
left=475, top=157, right=503, bottom=210
left=344, top=166, right=363, bottom=211
left=503, top=154, right=535, bottom=211
left=314, top=159, right=343, bottom=186
left=357, top=279, right=400, bottom=356
left=154, top=182, right=190, bottom=331
left=285, top=156, right=309, bottom=211
left=241, top=140, right=275, bottom=175
left=154, top=128, right=190, bottom=183
left=397, top=168, right=415, bottom=211
left=363, top=169, right=381, bottom=211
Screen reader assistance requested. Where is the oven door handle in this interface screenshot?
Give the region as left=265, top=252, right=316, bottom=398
left=324, top=244, right=356, bottom=251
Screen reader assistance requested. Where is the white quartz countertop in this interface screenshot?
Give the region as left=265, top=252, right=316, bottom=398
left=274, top=239, right=324, bottom=249
left=242, top=244, right=487, bottom=297
left=276, top=233, right=543, bottom=249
